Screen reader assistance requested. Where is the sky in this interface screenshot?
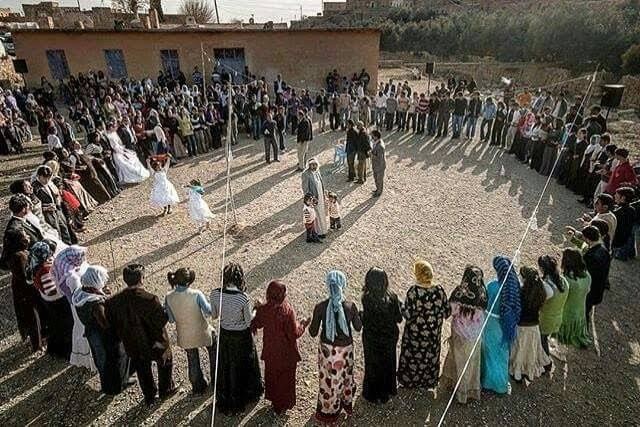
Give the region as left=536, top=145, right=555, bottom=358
left=3, top=0, right=329, bottom=23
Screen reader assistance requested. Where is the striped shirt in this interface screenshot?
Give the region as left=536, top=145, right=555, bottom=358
left=34, top=262, right=64, bottom=302
left=417, top=98, right=429, bottom=114
left=210, top=287, right=252, bottom=331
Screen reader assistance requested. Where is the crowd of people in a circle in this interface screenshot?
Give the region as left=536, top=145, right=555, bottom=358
left=0, top=63, right=639, bottom=425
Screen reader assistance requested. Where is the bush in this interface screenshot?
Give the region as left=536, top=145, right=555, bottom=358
left=622, top=44, right=640, bottom=75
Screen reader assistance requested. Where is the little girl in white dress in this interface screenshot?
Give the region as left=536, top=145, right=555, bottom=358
left=148, top=156, right=179, bottom=215
left=186, top=179, right=214, bottom=232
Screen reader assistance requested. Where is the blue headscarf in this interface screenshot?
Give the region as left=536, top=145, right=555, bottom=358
left=493, top=255, right=521, bottom=344
left=324, top=270, right=349, bottom=342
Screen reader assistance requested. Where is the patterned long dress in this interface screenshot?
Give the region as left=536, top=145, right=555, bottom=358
left=397, top=284, right=451, bottom=389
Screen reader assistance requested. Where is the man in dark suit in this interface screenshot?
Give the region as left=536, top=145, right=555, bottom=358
left=4, top=194, right=44, bottom=247
left=106, top=264, right=175, bottom=406
left=262, top=110, right=279, bottom=164
left=117, top=115, right=137, bottom=152
left=582, top=226, right=611, bottom=322
left=1, top=195, right=44, bottom=270
left=273, top=74, right=286, bottom=96
left=296, top=110, right=312, bottom=171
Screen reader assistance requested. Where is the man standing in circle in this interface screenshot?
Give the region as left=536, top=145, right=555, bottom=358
left=262, top=110, right=279, bottom=164
left=356, top=122, right=370, bottom=184
left=296, top=110, right=312, bottom=171
left=301, top=158, right=328, bottom=238
left=370, top=129, right=386, bottom=197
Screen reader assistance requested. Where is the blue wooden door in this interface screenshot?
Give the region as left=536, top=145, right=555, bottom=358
left=160, top=49, right=180, bottom=79
left=104, top=49, right=127, bottom=79
left=214, top=48, right=245, bottom=84
left=45, top=49, right=70, bottom=81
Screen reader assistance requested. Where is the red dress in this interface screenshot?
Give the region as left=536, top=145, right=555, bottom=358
left=251, top=285, right=305, bottom=413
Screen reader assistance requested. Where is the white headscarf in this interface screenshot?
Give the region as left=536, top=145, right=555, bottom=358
left=71, top=265, right=108, bottom=307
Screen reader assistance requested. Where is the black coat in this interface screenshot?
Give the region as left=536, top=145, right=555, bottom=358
left=345, top=128, right=358, bottom=154
left=296, top=117, right=312, bottom=142
left=584, top=243, right=610, bottom=306
left=356, top=131, right=370, bottom=159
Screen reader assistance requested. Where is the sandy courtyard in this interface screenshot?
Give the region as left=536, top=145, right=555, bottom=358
left=0, top=121, right=639, bottom=426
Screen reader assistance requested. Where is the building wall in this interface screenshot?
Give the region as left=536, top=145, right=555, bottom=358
left=13, top=29, right=380, bottom=90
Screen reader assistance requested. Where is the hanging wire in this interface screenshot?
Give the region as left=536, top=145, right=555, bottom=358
left=210, top=80, right=235, bottom=427
left=435, top=65, right=599, bottom=427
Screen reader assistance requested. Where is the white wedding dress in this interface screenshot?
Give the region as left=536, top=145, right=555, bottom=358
left=150, top=161, right=180, bottom=208
left=187, top=187, right=214, bottom=226
left=106, top=131, right=150, bottom=184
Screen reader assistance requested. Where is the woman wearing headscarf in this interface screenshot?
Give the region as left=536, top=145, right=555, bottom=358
left=251, top=280, right=309, bottom=414
left=301, top=158, right=328, bottom=237
left=210, top=263, right=263, bottom=414
left=28, top=240, right=73, bottom=359
left=5, top=229, right=44, bottom=352
left=52, top=245, right=96, bottom=371
left=557, top=248, right=592, bottom=348
left=309, top=270, right=362, bottom=423
left=73, top=265, right=130, bottom=394
left=509, top=266, right=551, bottom=383
left=481, top=255, right=521, bottom=394
left=397, top=260, right=451, bottom=389
left=360, top=267, right=402, bottom=404
left=537, top=255, right=569, bottom=363
left=441, top=265, right=487, bottom=404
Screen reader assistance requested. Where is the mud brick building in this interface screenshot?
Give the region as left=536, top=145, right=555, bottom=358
left=12, top=27, right=380, bottom=90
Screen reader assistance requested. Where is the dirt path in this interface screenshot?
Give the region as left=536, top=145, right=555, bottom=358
left=0, top=118, right=638, bottom=426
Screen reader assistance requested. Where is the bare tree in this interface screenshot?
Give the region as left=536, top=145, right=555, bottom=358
left=150, top=0, right=164, bottom=21
left=179, top=0, right=216, bottom=23
left=112, top=0, right=149, bottom=14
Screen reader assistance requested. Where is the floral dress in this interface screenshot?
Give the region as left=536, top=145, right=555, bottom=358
left=397, top=284, right=451, bottom=389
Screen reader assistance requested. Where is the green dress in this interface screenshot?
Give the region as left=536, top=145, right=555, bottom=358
left=557, top=272, right=592, bottom=348
left=539, top=276, right=569, bottom=336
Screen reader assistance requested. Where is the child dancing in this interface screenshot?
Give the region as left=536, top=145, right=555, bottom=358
left=186, top=179, right=214, bottom=233
left=148, top=155, right=179, bottom=216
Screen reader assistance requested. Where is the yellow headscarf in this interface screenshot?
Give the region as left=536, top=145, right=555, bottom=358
left=413, top=259, right=433, bottom=287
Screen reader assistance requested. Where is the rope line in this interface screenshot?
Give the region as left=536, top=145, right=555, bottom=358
left=402, top=64, right=594, bottom=94
left=210, top=81, right=235, bottom=427
left=435, top=66, right=598, bottom=427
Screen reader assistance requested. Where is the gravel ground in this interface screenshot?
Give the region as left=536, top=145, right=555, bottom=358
left=1, top=91, right=639, bottom=426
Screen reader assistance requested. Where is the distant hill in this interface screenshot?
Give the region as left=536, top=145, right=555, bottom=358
left=293, top=0, right=640, bottom=73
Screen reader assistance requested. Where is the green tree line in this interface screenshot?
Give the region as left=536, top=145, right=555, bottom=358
left=300, top=0, right=640, bottom=74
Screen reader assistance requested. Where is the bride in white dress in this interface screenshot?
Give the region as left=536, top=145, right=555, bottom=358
left=105, top=124, right=150, bottom=184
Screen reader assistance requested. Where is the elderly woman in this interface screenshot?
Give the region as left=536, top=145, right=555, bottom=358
left=28, top=240, right=73, bottom=359
left=251, top=280, right=309, bottom=415
left=210, top=263, right=263, bottom=414
left=301, top=158, right=328, bottom=237
left=361, top=267, right=402, bottom=404
left=73, top=265, right=130, bottom=395
left=481, top=255, right=521, bottom=395
left=441, top=265, right=487, bottom=404
left=52, top=245, right=96, bottom=371
left=397, top=260, right=451, bottom=389
left=309, top=270, right=362, bottom=423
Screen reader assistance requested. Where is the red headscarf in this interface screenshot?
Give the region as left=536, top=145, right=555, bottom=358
left=251, top=280, right=293, bottom=333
